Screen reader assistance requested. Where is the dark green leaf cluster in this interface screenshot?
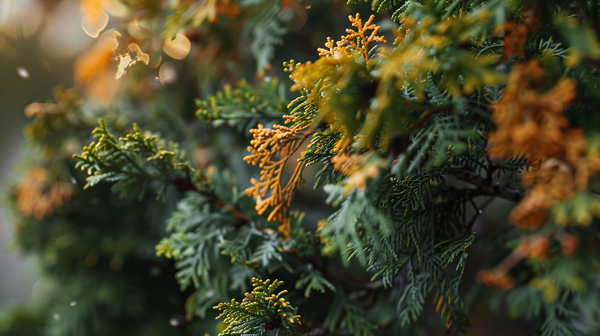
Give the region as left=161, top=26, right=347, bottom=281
left=3, top=95, right=204, bottom=335
left=322, top=288, right=376, bottom=336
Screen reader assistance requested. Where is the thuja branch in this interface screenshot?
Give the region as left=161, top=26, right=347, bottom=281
left=448, top=169, right=525, bottom=202
left=74, top=121, right=261, bottom=231
left=74, top=120, right=194, bottom=199
left=244, top=120, right=314, bottom=238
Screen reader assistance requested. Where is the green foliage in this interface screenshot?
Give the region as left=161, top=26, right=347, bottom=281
left=196, top=78, right=288, bottom=132
left=6, top=0, right=600, bottom=335
left=74, top=120, right=194, bottom=200
left=245, top=0, right=291, bottom=72
left=0, top=305, right=46, bottom=336
left=214, top=278, right=301, bottom=335
left=323, top=287, right=375, bottom=336
left=161, top=0, right=295, bottom=73
left=294, top=266, right=335, bottom=298
left=153, top=169, right=282, bottom=290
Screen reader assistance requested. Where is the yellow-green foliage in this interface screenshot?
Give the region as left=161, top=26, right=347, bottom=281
left=214, top=278, right=301, bottom=335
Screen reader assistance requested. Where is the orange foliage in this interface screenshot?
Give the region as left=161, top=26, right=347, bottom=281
left=559, top=233, right=580, bottom=257
left=216, top=0, right=240, bottom=20
left=74, top=29, right=121, bottom=100
left=317, top=14, right=386, bottom=61
left=488, top=61, right=577, bottom=165
left=477, top=233, right=553, bottom=290
left=244, top=118, right=312, bottom=238
left=488, top=60, right=600, bottom=229
left=510, top=159, right=580, bottom=229
left=330, top=152, right=361, bottom=176
left=496, top=4, right=541, bottom=63
left=517, top=234, right=551, bottom=260
left=15, top=168, right=74, bottom=221
left=331, top=152, right=387, bottom=194
left=74, top=29, right=150, bottom=99
left=476, top=269, right=515, bottom=290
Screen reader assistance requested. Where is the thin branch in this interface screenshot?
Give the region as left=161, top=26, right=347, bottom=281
left=447, top=169, right=525, bottom=202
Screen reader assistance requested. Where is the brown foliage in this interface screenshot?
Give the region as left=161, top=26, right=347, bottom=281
left=488, top=60, right=600, bottom=229
left=496, top=4, right=541, bottom=63
left=476, top=269, right=515, bottom=290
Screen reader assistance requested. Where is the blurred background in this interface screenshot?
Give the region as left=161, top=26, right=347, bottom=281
left=0, top=0, right=95, bottom=309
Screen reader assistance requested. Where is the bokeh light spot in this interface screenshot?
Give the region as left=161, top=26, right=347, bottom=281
left=159, top=62, right=177, bottom=85
left=163, top=34, right=191, bottom=60
left=16, top=66, right=29, bottom=79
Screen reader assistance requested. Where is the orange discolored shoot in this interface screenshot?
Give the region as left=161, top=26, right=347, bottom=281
left=243, top=117, right=312, bottom=238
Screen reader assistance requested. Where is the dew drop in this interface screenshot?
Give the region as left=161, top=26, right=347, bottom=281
left=53, top=313, right=60, bottom=321
left=16, top=66, right=29, bottom=79
left=70, top=301, right=77, bottom=306
left=169, top=318, right=179, bottom=327
left=478, top=210, right=483, bottom=214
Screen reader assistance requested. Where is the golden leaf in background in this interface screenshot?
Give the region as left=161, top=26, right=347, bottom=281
left=74, top=30, right=149, bottom=98
left=15, top=168, right=74, bottom=221
left=74, top=29, right=120, bottom=99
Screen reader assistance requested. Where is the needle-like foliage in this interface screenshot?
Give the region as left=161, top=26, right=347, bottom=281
left=5, top=0, right=600, bottom=336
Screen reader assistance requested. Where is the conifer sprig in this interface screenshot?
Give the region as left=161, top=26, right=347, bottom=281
left=74, top=120, right=194, bottom=199
left=196, top=78, right=288, bottom=132
left=214, top=278, right=301, bottom=335
left=9, top=0, right=600, bottom=335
